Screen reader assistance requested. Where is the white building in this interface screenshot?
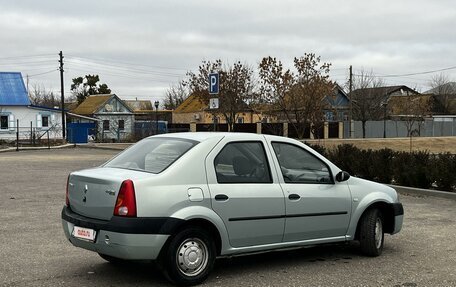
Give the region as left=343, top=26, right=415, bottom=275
left=0, top=72, right=64, bottom=142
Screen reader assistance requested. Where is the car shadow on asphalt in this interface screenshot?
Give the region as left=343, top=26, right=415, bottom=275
left=71, top=260, right=170, bottom=286
left=71, top=243, right=364, bottom=286
left=212, top=242, right=361, bottom=274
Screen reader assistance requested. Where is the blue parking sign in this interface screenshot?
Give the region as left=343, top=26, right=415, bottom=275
left=209, top=73, right=219, bottom=95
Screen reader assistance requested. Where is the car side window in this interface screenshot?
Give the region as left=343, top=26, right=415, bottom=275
left=272, top=142, right=333, bottom=184
left=214, top=141, right=272, bottom=184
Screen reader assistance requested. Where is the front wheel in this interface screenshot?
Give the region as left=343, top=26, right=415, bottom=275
left=359, top=208, right=384, bottom=256
left=160, top=227, right=216, bottom=286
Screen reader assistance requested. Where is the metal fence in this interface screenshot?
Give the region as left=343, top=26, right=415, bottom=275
left=3, top=125, right=60, bottom=150
left=351, top=119, right=456, bottom=138
left=10, top=118, right=449, bottom=147
left=133, top=121, right=169, bottom=141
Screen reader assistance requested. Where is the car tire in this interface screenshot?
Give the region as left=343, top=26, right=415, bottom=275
left=160, top=227, right=216, bottom=286
left=359, top=208, right=384, bottom=257
left=98, top=253, right=128, bottom=265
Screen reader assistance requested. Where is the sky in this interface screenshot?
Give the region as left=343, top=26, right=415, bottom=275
left=1, top=0, right=455, bottom=103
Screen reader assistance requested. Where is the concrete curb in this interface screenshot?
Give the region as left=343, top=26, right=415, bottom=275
left=0, top=143, right=131, bottom=153
left=390, top=184, right=456, bottom=200
left=0, top=144, right=75, bottom=153
left=75, top=143, right=131, bottom=151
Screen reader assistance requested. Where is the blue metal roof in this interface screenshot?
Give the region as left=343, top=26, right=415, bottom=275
left=0, top=72, right=30, bottom=106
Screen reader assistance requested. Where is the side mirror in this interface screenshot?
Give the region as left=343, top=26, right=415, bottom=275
left=336, top=171, right=350, bottom=182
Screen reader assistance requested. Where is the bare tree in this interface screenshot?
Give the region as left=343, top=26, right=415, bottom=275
left=350, top=69, right=385, bottom=138
left=391, top=92, right=432, bottom=152
left=392, top=93, right=432, bottom=137
left=163, top=81, right=188, bottom=110
left=185, top=60, right=255, bottom=131
left=29, top=84, right=60, bottom=108
left=428, top=73, right=455, bottom=114
left=257, top=54, right=333, bottom=139
left=48, top=122, right=63, bottom=139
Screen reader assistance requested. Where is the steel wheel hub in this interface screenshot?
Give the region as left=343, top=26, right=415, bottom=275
left=177, top=238, right=208, bottom=277
left=375, top=218, right=383, bottom=249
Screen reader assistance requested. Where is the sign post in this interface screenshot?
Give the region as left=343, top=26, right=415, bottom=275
left=208, top=73, right=219, bottom=131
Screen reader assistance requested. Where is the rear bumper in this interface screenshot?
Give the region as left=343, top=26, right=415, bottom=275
left=61, top=206, right=184, bottom=260
left=391, top=203, right=404, bottom=235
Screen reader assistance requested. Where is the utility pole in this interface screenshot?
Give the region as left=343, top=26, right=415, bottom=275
left=349, top=65, right=353, bottom=138
left=59, top=51, right=66, bottom=139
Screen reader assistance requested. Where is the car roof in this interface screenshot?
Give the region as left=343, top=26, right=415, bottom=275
left=153, top=132, right=224, bottom=142
left=153, top=132, right=287, bottom=143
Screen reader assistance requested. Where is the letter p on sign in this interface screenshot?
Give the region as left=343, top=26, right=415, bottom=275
left=209, top=73, right=219, bottom=95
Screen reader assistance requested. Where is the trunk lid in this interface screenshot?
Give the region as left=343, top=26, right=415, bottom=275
left=68, top=167, right=150, bottom=220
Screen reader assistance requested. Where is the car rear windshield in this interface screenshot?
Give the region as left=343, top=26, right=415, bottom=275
left=104, top=137, right=198, bottom=173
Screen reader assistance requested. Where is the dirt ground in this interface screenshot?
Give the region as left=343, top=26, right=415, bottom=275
left=306, top=136, right=456, bottom=154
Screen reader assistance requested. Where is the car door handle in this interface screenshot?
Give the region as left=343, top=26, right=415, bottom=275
left=288, top=194, right=300, bottom=200
left=215, top=194, right=229, bottom=201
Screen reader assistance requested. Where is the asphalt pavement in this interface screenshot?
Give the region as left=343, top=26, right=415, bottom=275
left=0, top=148, right=455, bottom=287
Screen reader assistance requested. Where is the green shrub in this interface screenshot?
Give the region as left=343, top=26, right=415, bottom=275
left=356, top=149, right=376, bottom=181
left=305, top=142, right=327, bottom=157
left=393, top=151, right=433, bottom=189
left=326, top=144, right=361, bottom=176
left=372, top=148, right=395, bottom=184
left=431, top=153, right=456, bottom=192
left=307, top=142, right=454, bottom=192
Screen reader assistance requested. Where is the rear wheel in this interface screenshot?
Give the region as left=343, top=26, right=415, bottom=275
left=359, top=208, right=384, bottom=256
left=160, top=227, right=216, bottom=286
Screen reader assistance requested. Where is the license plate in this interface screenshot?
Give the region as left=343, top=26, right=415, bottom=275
left=72, top=226, right=96, bottom=242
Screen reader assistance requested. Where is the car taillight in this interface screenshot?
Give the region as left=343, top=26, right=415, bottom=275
left=65, top=175, right=70, bottom=207
left=114, top=179, right=137, bottom=217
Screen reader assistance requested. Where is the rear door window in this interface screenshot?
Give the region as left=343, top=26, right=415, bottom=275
left=214, top=141, right=272, bottom=184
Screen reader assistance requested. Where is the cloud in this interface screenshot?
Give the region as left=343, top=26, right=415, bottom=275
left=0, top=0, right=455, bottom=99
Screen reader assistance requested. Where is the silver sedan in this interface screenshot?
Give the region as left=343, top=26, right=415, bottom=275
left=62, top=132, right=403, bottom=285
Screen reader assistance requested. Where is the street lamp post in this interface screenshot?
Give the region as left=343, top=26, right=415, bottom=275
left=382, top=101, right=387, bottom=138
left=154, top=100, right=159, bottom=135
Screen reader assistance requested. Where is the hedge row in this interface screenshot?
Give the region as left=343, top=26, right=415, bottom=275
left=307, top=143, right=456, bottom=192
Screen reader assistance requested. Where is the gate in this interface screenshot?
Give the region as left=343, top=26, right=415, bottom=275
left=67, top=123, right=97, bottom=143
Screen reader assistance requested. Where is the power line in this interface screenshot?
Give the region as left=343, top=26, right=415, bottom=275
left=65, top=59, right=185, bottom=78
left=65, top=63, right=179, bottom=81
left=380, top=66, right=456, bottom=77
left=66, top=66, right=177, bottom=84
left=66, top=54, right=190, bottom=72
left=330, top=73, right=348, bottom=77
left=0, top=60, right=56, bottom=66
left=65, top=60, right=185, bottom=81
left=27, top=69, right=59, bottom=78
left=0, top=66, right=57, bottom=72
left=330, top=67, right=349, bottom=72
left=0, top=53, right=55, bottom=60
left=353, top=65, right=456, bottom=78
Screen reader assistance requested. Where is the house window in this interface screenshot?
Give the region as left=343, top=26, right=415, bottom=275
left=237, top=117, right=244, bottom=124
left=103, top=120, right=110, bottom=131
left=42, top=116, right=49, bottom=127
left=0, top=115, right=8, bottom=130
left=118, top=120, right=124, bottom=130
